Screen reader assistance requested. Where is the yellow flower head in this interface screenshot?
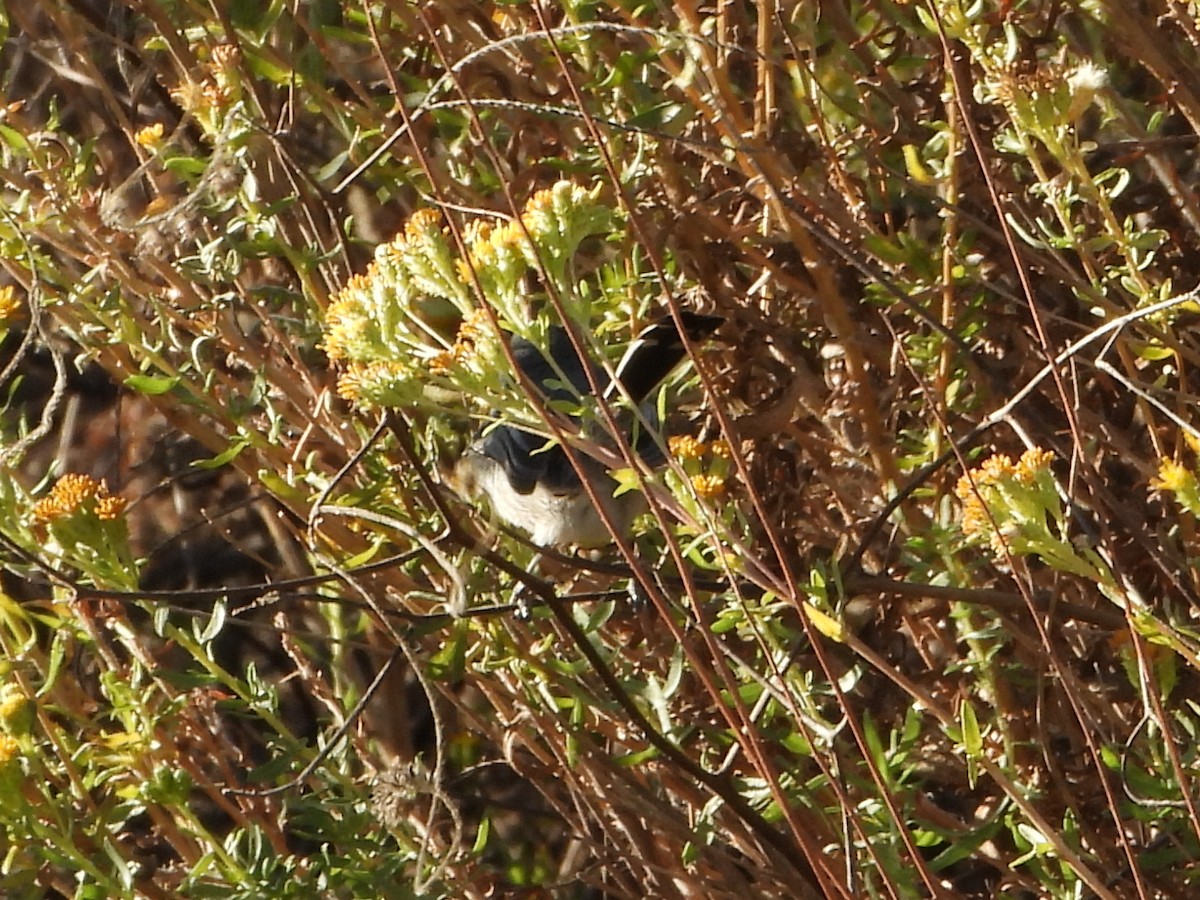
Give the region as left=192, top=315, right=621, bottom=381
left=31, top=475, right=125, bottom=525
left=428, top=350, right=458, bottom=376
left=1152, top=457, right=1200, bottom=516
left=1153, top=458, right=1190, bottom=492
left=0, top=734, right=19, bottom=766
left=335, top=360, right=408, bottom=407
left=522, top=182, right=588, bottom=233
left=0, top=684, right=30, bottom=735
left=382, top=209, right=465, bottom=305
left=1013, top=447, right=1055, bottom=484
left=95, top=495, right=128, bottom=521
left=0, top=285, right=22, bottom=324
left=32, top=474, right=100, bottom=523
left=456, top=308, right=491, bottom=345
left=691, top=473, right=727, bottom=499
left=429, top=308, right=495, bottom=376
left=404, top=208, right=443, bottom=243
left=955, top=448, right=1063, bottom=559
left=669, top=435, right=706, bottom=460
left=460, top=219, right=528, bottom=289
left=134, top=123, right=165, bottom=148
left=322, top=274, right=377, bottom=362
left=335, top=362, right=370, bottom=403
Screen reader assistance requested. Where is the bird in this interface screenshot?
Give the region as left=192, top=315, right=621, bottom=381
left=451, top=311, right=721, bottom=548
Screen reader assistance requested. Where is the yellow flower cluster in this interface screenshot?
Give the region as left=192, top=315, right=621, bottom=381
left=387, top=209, right=467, bottom=303
left=669, top=435, right=733, bottom=463
left=1152, top=458, right=1191, bottom=494
left=0, top=684, right=29, bottom=735
left=335, top=360, right=406, bottom=404
left=669, top=435, right=732, bottom=498
left=0, top=734, right=18, bottom=766
left=0, top=689, right=24, bottom=723
left=134, top=123, right=165, bottom=148
left=955, top=447, right=1070, bottom=564
left=31, top=474, right=127, bottom=524
left=322, top=215, right=465, bottom=406
left=668, top=435, right=705, bottom=460
left=1152, top=456, right=1200, bottom=517
left=95, top=496, right=127, bottom=521
left=323, top=273, right=375, bottom=364
left=0, top=285, right=22, bottom=324
left=957, top=447, right=1122, bottom=588
left=457, top=219, right=528, bottom=286
left=322, top=181, right=611, bottom=411
left=522, top=182, right=599, bottom=237
left=404, top=208, right=442, bottom=242
left=691, top=473, right=727, bottom=499
left=956, top=449, right=1054, bottom=544
left=429, top=308, right=492, bottom=376
left=375, top=209, right=446, bottom=276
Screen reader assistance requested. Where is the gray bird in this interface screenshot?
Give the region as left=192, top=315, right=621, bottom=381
left=452, top=312, right=720, bottom=547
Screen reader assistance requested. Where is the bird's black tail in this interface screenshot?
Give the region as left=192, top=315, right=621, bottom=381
left=607, top=311, right=722, bottom=403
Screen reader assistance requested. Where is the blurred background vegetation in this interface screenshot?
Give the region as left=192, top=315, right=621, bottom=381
left=1, top=0, right=1199, bottom=897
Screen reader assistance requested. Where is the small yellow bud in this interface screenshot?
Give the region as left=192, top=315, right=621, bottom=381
left=0, top=734, right=19, bottom=766
left=134, top=123, right=165, bottom=148
left=0, top=285, right=22, bottom=324
left=691, top=473, right=726, bottom=498
left=669, top=435, right=705, bottom=460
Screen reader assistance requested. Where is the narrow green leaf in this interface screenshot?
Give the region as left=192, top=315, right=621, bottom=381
left=124, top=374, right=180, bottom=396
left=193, top=438, right=249, bottom=470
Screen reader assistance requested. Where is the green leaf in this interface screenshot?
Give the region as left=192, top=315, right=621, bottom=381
left=861, top=712, right=890, bottom=786
left=341, top=538, right=384, bottom=570
left=124, top=374, right=181, bottom=396
left=471, top=815, right=490, bottom=855
left=617, top=745, right=660, bottom=766
left=780, top=731, right=812, bottom=756
left=45, top=631, right=68, bottom=693
left=1156, top=647, right=1179, bottom=702
left=0, top=123, right=29, bottom=156
left=960, top=698, right=982, bottom=789
left=258, top=470, right=305, bottom=504
left=198, top=598, right=228, bottom=644
left=960, top=699, right=982, bottom=756
left=193, top=438, right=249, bottom=470
left=245, top=49, right=294, bottom=86
left=929, top=817, right=1003, bottom=870
left=428, top=622, right=468, bottom=680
